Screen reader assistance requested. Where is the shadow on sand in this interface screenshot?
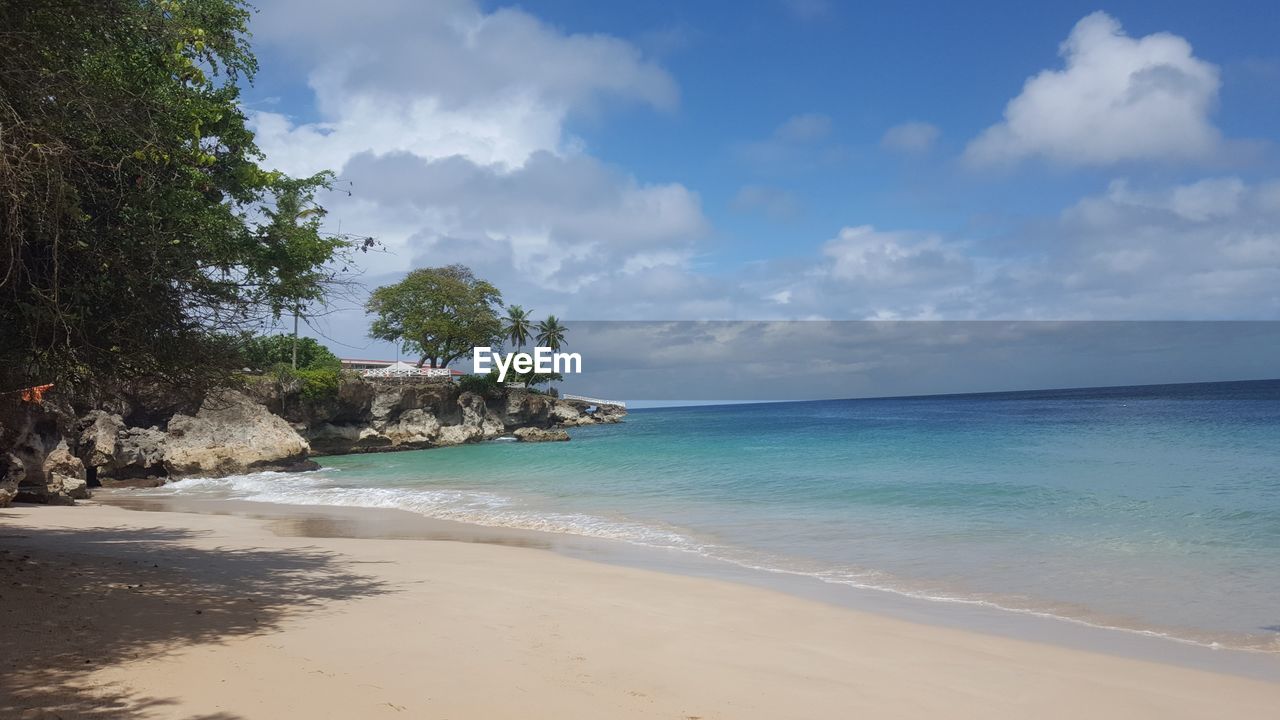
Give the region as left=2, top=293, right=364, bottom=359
left=0, top=509, right=392, bottom=718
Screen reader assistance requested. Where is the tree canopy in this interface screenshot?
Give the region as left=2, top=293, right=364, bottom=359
left=536, top=316, right=568, bottom=352
left=366, top=265, right=504, bottom=368
left=503, top=305, right=533, bottom=349
left=0, top=0, right=359, bottom=393
left=237, top=333, right=341, bottom=372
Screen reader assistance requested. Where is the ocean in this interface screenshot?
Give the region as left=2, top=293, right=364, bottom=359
left=142, top=379, right=1280, bottom=653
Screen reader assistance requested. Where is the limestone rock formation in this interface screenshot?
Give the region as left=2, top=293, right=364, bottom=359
left=513, top=427, right=570, bottom=442
left=0, top=396, right=90, bottom=505
left=163, top=390, right=310, bottom=478
left=0, top=452, right=24, bottom=507
left=2, top=375, right=624, bottom=494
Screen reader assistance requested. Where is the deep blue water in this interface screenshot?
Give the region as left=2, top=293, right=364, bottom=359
left=153, top=379, right=1280, bottom=651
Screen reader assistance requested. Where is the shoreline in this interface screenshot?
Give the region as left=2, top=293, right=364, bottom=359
left=3, top=500, right=1277, bottom=719
left=102, top=487, right=1280, bottom=681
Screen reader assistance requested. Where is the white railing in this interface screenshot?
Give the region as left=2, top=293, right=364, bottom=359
left=361, top=367, right=453, bottom=379
left=560, top=393, right=626, bottom=409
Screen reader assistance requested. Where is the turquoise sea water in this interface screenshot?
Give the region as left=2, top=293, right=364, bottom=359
left=151, top=379, right=1280, bottom=652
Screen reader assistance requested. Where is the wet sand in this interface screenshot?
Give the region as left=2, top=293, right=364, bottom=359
left=2, top=500, right=1278, bottom=719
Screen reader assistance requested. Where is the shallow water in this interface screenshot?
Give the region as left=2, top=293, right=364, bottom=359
left=144, top=379, right=1280, bottom=653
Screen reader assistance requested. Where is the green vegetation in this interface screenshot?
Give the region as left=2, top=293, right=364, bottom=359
left=503, top=305, right=533, bottom=349
left=457, top=370, right=504, bottom=399
left=237, top=334, right=341, bottom=373
left=0, top=0, right=363, bottom=393
left=239, top=333, right=343, bottom=400
left=366, top=265, right=504, bottom=368
left=364, top=263, right=575, bottom=397
left=291, top=366, right=343, bottom=401
left=536, top=316, right=568, bottom=352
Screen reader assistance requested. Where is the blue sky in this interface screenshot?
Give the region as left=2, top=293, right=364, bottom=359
left=240, top=0, right=1280, bottom=357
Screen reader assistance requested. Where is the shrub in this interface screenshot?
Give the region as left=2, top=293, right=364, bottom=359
left=458, top=370, right=503, bottom=399
left=239, top=333, right=341, bottom=372
left=268, top=363, right=342, bottom=401
left=295, top=367, right=342, bottom=400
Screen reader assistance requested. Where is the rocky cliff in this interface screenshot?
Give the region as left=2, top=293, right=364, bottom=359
left=0, top=377, right=624, bottom=506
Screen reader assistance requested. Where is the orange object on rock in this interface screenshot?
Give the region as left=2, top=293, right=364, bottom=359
left=19, top=384, right=54, bottom=404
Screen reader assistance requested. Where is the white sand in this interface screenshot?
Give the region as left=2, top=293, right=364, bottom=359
left=2, top=502, right=1277, bottom=719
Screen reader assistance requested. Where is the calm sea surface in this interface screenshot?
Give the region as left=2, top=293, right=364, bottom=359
left=147, top=379, right=1280, bottom=652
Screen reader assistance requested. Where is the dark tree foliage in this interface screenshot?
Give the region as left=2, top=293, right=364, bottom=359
left=0, top=0, right=356, bottom=394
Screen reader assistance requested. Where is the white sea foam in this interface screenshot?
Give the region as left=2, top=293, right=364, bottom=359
left=156, top=470, right=706, bottom=552
left=146, top=470, right=1280, bottom=655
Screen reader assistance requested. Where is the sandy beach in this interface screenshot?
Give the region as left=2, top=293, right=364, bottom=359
left=2, top=501, right=1278, bottom=720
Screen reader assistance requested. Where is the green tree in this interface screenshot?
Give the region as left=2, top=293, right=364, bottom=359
left=535, top=316, right=567, bottom=352
left=0, top=0, right=362, bottom=393
left=238, top=334, right=341, bottom=372
left=366, top=265, right=503, bottom=368
left=503, top=304, right=533, bottom=350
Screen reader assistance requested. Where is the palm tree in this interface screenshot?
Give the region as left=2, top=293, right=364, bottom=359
left=503, top=305, right=533, bottom=350
left=535, top=315, right=566, bottom=352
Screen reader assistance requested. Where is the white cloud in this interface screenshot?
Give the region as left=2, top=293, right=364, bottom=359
left=881, top=121, right=940, bottom=154
left=965, top=12, right=1222, bottom=167
left=1090, top=177, right=1247, bottom=221
left=240, top=0, right=714, bottom=348
left=822, top=226, right=972, bottom=287
left=249, top=0, right=676, bottom=173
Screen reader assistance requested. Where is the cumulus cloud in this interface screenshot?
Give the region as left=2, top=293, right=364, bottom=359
left=881, top=121, right=940, bottom=154
left=740, top=175, right=1280, bottom=322
left=240, top=0, right=715, bottom=350
left=249, top=0, right=677, bottom=173
left=1046, top=177, right=1280, bottom=316
left=240, top=2, right=1280, bottom=350
left=337, top=150, right=708, bottom=289
left=965, top=12, right=1222, bottom=167
left=822, top=226, right=972, bottom=287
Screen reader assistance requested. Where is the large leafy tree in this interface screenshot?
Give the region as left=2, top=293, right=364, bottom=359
left=0, top=0, right=358, bottom=393
left=366, top=265, right=504, bottom=368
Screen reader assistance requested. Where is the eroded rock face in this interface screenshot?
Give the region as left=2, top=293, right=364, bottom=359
left=549, top=401, right=586, bottom=426
left=503, top=390, right=554, bottom=429
left=3, top=377, right=623, bottom=492
left=301, top=383, right=506, bottom=454
left=75, top=410, right=167, bottom=481
left=1, top=397, right=90, bottom=505
left=513, top=427, right=570, bottom=442
left=163, top=390, right=310, bottom=478
left=0, top=453, right=24, bottom=507
left=78, top=410, right=123, bottom=469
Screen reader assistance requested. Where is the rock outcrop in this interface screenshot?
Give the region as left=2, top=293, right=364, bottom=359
left=513, top=427, right=570, bottom=442
left=0, top=395, right=89, bottom=505
left=163, top=390, right=310, bottom=478
left=303, top=381, right=507, bottom=454
left=77, top=411, right=167, bottom=480
left=0, top=452, right=25, bottom=506
left=1, top=376, right=625, bottom=502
